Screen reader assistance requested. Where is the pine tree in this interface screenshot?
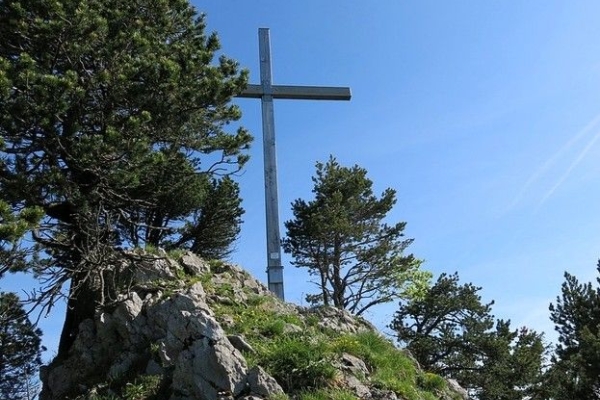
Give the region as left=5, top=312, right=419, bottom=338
left=170, top=176, right=244, bottom=260
left=0, top=200, right=42, bottom=276
left=391, top=272, right=495, bottom=376
left=546, top=263, right=600, bottom=400
left=391, top=272, right=545, bottom=399
left=474, top=321, right=546, bottom=400
left=283, top=156, right=426, bottom=316
left=0, top=292, right=44, bottom=400
left=0, top=0, right=252, bottom=356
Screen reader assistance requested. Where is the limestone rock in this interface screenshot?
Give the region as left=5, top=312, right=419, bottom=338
left=179, top=251, right=210, bottom=275
left=301, top=305, right=376, bottom=333
left=371, top=388, right=399, bottom=400
left=39, top=253, right=283, bottom=400
left=340, top=352, right=370, bottom=377
left=131, top=255, right=177, bottom=284
left=246, top=366, right=284, bottom=397
left=344, top=374, right=372, bottom=399
left=39, top=251, right=467, bottom=400
left=227, top=335, right=256, bottom=354
left=447, top=379, right=469, bottom=399
left=282, top=323, right=303, bottom=334
left=171, top=337, right=247, bottom=400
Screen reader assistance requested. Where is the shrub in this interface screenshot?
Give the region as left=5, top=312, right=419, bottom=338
left=258, top=336, right=336, bottom=393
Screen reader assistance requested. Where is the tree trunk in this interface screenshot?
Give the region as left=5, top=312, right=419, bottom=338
left=332, top=238, right=344, bottom=309
left=56, top=228, right=106, bottom=358
left=319, top=245, right=330, bottom=306
left=57, top=270, right=100, bottom=357
left=320, top=269, right=329, bottom=306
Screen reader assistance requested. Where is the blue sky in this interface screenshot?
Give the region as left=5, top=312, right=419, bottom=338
left=197, top=1, right=600, bottom=340
left=4, top=1, right=600, bottom=356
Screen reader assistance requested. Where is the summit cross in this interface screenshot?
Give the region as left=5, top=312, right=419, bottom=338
left=236, top=28, right=351, bottom=300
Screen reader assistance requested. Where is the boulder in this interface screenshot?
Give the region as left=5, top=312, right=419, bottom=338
left=39, top=254, right=282, bottom=400
left=179, top=252, right=210, bottom=275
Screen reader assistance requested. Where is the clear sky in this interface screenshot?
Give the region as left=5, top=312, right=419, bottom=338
left=4, top=1, right=600, bottom=357
left=195, top=1, right=600, bottom=341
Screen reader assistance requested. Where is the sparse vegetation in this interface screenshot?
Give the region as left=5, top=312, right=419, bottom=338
left=298, top=388, right=357, bottom=400
left=121, top=375, right=162, bottom=400
left=258, top=335, right=336, bottom=393
left=84, top=375, right=163, bottom=400
left=208, top=277, right=455, bottom=399
left=139, top=243, right=186, bottom=260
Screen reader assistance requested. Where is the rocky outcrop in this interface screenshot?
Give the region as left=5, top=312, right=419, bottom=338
left=40, top=251, right=467, bottom=400
left=40, top=252, right=283, bottom=400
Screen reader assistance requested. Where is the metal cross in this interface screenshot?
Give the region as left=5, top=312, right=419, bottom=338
left=237, top=28, right=351, bottom=300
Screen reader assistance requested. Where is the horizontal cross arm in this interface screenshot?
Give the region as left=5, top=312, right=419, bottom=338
left=238, top=84, right=351, bottom=100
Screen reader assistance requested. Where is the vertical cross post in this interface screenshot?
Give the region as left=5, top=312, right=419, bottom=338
left=258, top=29, right=284, bottom=300
left=237, top=28, right=351, bottom=300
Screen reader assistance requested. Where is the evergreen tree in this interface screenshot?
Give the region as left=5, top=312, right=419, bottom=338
left=170, top=176, right=244, bottom=260
left=391, top=272, right=495, bottom=376
left=0, top=292, right=44, bottom=400
left=546, top=263, right=600, bottom=400
left=473, top=321, right=546, bottom=400
left=0, top=201, right=42, bottom=276
left=391, top=272, right=545, bottom=399
left=0, top=0, right=252, bottom=356
left=283, top=156, right=426, bottom=316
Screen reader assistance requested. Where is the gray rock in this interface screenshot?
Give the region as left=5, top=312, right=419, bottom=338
left=301, top=306, right=376, bottom=334
left=108, top=352, right=137, bottom=380
left=112, top=292, right=145, bottom=345
left=145, top=359, right=164, bottom=375
left=187, top=281, right=207, bottom=302
left=180, top=252, right=210, bottom=275
left=371, top=388, right=399, bottom=400
left=158, top=341, right=173, bottom=367
left=344, top=374, right=371, bottom=399
left=133, top=257, right=176, bottom=284
left=341, top=353, right=369, bottom=377
left=44, top=364, right=77, bottom=400
left=227, top=335, right=256, bottom=354
left=219, top=315, right=236, bottom=330
left=211, top=295, right=235, bottom=305
left=246, top=365, right=284, bottom=397
left=282, top=323, right=303, bottom=334
left=40, top=253, right=235, bottom=400
left=447, top=379, right=468, bottom=399
left=172, top=337, right=247, bottom=400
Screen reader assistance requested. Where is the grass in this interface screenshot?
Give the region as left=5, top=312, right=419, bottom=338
left=85, top=375, right=163, bottom=400
left=142, top=243, right=184, bottom=260
left=118, top=251, right=454, bottom=399
left=121, top=375, right=162, bottom=399
left=256, top=335, right=337, bottom=393
left=331, top=331, right=450, bottom=400
left=211, top=297, right=451, bottom=399
left=298, top=388, right=358, bottom=400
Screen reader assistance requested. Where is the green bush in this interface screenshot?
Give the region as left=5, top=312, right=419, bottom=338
left=418, top=372, right=446, bottom=392
left=261, top=319, right=286, bottom=337
left=258, top=336, right=336, bottom=393
left=298, top=388, right=358, bottom=400
left=332, top=331, right=444, bottom=400
left=122, top=375, right=162, bottom=399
